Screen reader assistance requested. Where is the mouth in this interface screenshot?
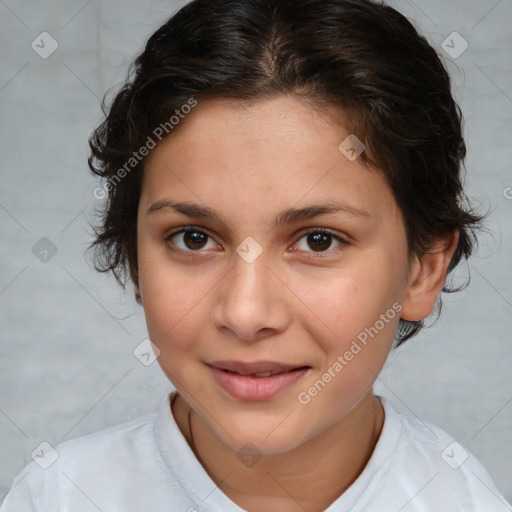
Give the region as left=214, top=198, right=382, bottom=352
left=217, top=367, right=309, bottom=378
left=207, top=360, right=311, bottom=376
left=206, top=360, right=311, bottom=401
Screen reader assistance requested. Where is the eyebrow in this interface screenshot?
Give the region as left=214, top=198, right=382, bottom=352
left=146, top=199, right=372, bottom=227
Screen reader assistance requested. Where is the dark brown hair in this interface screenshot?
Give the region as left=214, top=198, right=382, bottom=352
left=87, top=0, right=486, bottom=346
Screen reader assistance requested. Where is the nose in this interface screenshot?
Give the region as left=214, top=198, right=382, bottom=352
left=211, top=249, right=291, bottom=343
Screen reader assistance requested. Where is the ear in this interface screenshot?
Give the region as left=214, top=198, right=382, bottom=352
left=400, top=230, right=459, bottom=321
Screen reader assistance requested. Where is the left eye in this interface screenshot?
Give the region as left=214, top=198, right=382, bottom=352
left=293, top=228, right=345, bottom=254
left=165, top=227, right=346, bottom=255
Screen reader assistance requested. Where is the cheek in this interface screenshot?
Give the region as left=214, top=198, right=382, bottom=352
left=137, top=244, right=225, bottom=364
left=291, top=259, right=401, bottom=393
left=296, top=264, right=397, bottom=342
left=296, top=274, right=398, bottom=411
left=137, top=245, right=194, bottom=347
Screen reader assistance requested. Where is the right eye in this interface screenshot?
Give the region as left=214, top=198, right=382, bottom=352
left=165, top=227, right=220, bottom=253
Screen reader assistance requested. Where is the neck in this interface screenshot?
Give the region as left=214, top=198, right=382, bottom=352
left=172, top=390, right=384, bottom=512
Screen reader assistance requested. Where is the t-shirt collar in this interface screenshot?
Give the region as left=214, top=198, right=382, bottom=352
left=153, top=391, right=402, bottom=511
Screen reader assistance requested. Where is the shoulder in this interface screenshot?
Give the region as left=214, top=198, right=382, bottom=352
left=376, top=397, right=512, bottom=511
left=1, top=413, right=161, bottom=511
left=49, top=411, right=157, bottom=472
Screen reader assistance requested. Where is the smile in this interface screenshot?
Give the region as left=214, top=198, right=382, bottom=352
left=207, top=361, right=311, bottom=401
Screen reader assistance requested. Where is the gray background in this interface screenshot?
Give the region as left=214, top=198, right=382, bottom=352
left=0, top=0, right=511, bottom=503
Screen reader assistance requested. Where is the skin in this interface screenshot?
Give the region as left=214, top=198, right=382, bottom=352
left=135, top=94, right=458, bottom=512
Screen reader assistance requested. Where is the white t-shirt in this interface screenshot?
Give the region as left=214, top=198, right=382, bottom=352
left=1, top=391, right=510, bottom=512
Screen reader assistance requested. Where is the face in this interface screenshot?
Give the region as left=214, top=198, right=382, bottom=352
left=136, top=94, right=413, bottom=454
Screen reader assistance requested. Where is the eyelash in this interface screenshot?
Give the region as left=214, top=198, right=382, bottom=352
left=164, top=226, right=349, bottom=259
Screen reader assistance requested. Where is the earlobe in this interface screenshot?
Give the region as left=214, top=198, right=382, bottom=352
left=400, top=230, right=459, bottom=321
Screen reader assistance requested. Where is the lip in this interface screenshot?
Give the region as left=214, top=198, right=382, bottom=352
left=208, top=360, right=308, bottom=375
left=207, top=360, right=311, bottom=401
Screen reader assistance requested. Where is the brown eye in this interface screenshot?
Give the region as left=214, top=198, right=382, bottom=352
left=183, top=230, right=208, bottom=250
left=307, top=232, right=332, bottom=251
left=165, top=228, right=215, bottom=252
left=293, top=228, right=347, bottom=256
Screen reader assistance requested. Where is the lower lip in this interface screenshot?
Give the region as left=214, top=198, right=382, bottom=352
left=209, top=365, right=310, bottom=401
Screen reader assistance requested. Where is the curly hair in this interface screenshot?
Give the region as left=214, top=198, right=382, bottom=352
left=87, top=0, right=486, bottom=346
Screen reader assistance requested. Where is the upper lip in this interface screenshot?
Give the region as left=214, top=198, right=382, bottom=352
left=207, top=360, right=309, bottom=375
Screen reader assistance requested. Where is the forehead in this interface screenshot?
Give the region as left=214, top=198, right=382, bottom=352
left=140, top=95, right=401, bottom=227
